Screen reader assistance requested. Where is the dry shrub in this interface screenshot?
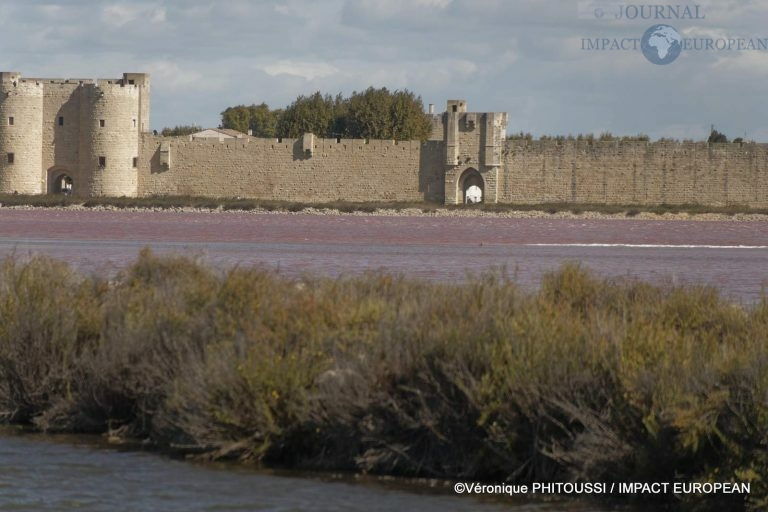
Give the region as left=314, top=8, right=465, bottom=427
left=0, top=255, right=101, bottom=425
left=0, top=253, right=765, bottom=511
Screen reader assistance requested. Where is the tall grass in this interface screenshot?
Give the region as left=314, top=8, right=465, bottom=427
left=0, top=251, right=765, bottom=511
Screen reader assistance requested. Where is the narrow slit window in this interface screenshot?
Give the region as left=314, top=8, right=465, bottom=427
left=99, top=119, right=105, bottom=128
left=8, top=117, right=14, bottom=126
left=7, top=153, right=14, bottom=164
left=98, top=156, right=106, bottom=168
left=132, top=157, right=138, bottom=168
left=58, top=116, right=64, bottom=126
left=132, top=119, right=137, bottom=128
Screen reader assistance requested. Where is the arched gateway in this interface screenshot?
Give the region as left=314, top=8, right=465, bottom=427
left=48, top=169, right=74, bottom=195
left=458, top=168, right=484, bottom=204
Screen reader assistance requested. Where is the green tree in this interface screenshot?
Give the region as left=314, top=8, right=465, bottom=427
left=389, top=90, right=432, bottom=141
left=507, top=131, right=533, bottom=141
left=346, top=87, right=393, bottom=139
left=160, top=125, right=201, bottom=137
left=221, top=88, right=432, bottom=140
left=346, top=87, right=431, bottom=140
left=248, top=103, right=282, bottom=138
left=330, top=93, right=348, bottom=137
left=220, top=104, right=282, bottom=137
left=621, top=134, right=650, bottom=142
left=708, top=126, right=728, bottom=143
left=276, top=92, right=337, bottom=138
left=220, top=105, right=252, bottom=134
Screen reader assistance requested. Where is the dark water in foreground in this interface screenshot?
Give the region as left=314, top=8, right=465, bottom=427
left=0, top=431, right=603, bottom=512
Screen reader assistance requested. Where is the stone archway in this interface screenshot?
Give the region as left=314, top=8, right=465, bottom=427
left=458, top=168, right=484, bottom=204
left=48, top=169, right=74, bottom=195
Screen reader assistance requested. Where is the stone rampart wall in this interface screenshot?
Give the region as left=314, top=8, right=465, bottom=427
left=139, top=136, right=445, bottom=203
left=136, top=137, right=768, bottom=207
left=502, top=140, right=768, bottom=207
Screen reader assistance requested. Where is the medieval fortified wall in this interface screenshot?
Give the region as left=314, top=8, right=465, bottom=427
left=2, top=71, right=768, bottom=207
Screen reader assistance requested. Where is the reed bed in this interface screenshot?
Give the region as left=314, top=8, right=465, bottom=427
left=0, top=250, right=764, bottom=510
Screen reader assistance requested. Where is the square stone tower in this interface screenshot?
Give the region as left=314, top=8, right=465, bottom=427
left=431, top=100, right=508, bottom=204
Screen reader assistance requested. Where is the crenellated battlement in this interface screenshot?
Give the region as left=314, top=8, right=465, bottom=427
left=146, top=134, right=429, bottom=153
left=1, top=70, right=767, bottom=208
left=0, top=71, right=149, bottom=196
left=505, top=139, right=768, bottom=152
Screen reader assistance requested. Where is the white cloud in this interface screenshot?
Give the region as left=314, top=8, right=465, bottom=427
left=343, top=0, right=452, bottom=22
left=693, top=0, right=767, bottom=23
left=334, top=57, right=478, bottom=91
left=102, top=3, right=166, bottom=27
left=680, top=26, right=730, bottom=39
left=36, top=4, right=64, bottom=18
left=273, top=0, right=342, bottom=18
left=144, top=60, right=218, bottom=92
left=262, top=60, right=339, bottom=80
left=354, top=0, right=451, bottom=16
left=711, top=51, right=768, bottom=77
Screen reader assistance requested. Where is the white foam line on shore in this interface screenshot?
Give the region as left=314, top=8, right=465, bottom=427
left=526, top=243, right=768, bottom=250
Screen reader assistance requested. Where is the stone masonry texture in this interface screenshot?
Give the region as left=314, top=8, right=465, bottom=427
left=1, top=72, right=767, bottom=208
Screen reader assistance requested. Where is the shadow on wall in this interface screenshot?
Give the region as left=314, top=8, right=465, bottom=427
left=419, top=140, right=445, bottom=203
left=292, top=139, right=311, bottom=162
left=149, top=145, right=164, bottom=175
left=52, top=90, right=81, bottom=185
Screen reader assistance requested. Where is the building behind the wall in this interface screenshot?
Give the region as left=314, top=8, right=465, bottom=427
left=2, top=71, right=768, bottom=207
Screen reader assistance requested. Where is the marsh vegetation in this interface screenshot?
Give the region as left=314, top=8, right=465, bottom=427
left=0, top=251, right=765, bottom=510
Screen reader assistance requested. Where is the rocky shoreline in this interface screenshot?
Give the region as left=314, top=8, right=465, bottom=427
left=2, top=203, right=768, bottom=221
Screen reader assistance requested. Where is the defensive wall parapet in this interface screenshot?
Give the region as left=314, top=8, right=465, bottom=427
left=502, top=140, right=768, bottom=207
left=1, top=73, right=768, bottom=208
left=138, top=134, right=445, bottom=202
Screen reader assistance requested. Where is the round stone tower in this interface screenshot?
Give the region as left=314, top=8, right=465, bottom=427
left=79, top=82, right=140, bottom=196
left=0, top=73, right=43, bottom=194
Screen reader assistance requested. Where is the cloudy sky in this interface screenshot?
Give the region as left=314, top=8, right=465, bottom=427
left=3, top=0, right=768, bottom=140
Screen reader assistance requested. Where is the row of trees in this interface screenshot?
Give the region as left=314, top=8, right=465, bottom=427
left=707, top=127, right=745, bottom=144
left=508, top=131, right=651, bottom=142
left=160, top=125, right=202, bottom=137
left=220, top=88, right=433, bottom=141
left=507, top=127, right=745, bottom=144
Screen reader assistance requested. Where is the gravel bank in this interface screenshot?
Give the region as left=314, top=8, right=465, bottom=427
left=2, top=203, right=768, bottom=221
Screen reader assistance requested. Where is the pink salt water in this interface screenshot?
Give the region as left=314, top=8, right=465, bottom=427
left=0, top=209, right=766, bottom=302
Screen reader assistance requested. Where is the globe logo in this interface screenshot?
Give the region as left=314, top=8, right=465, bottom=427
left=641, top=25, right=682, bottom=65
left=594, top=8, right=604, bottom=18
